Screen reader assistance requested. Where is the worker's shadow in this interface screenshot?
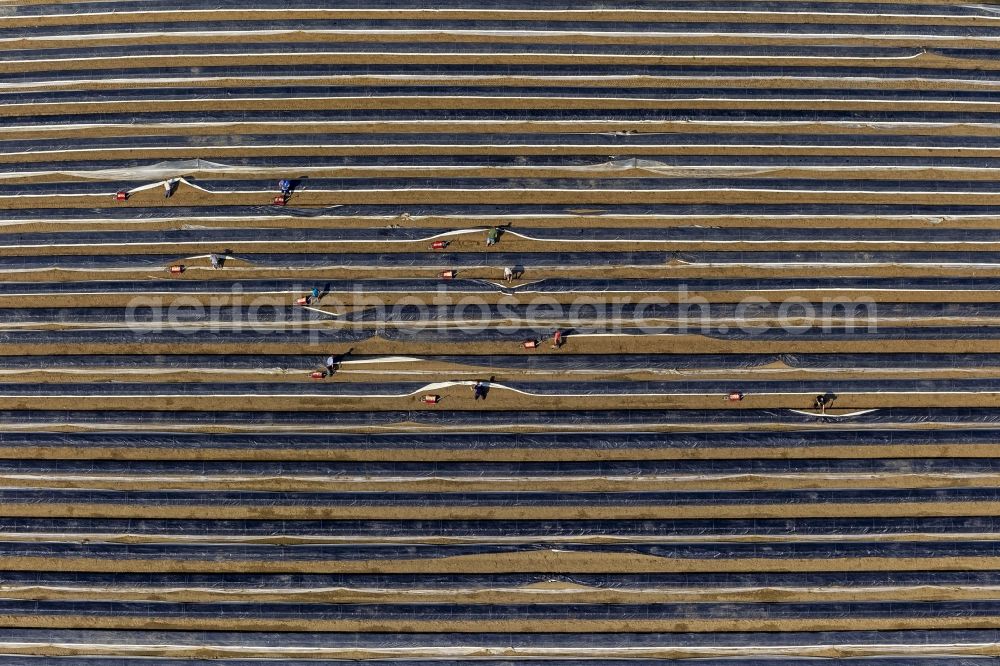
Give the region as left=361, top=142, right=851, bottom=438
left=512, top=264, right=525, bottom=279
left=475, top=375, right=496, bottom=400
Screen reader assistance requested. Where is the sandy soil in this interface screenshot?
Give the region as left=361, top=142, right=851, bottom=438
left=0, top=388, right=996, bottom=413
left=5, top=472, right=1000, bottom=493
left=0, top=438, right=995, bottom=462
left=1, top=550, right=999, bottom=574
left=4, top=645, right=997, bottom=661
left=4, top=117, right=1000, bottom=144
left=5, top=583, right=1000, bottom=605
left=2, top=2, right=998, bottom=645
left=3, top=612, right=1000, bottom=633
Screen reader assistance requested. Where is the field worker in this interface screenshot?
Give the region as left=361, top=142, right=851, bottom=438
left=210, top=253, right=221, bottom=270
left=326, top=355, right=336, bottom=373
left=311, top=287, right=320, bottom=300
left=503, top=266, right=514, bottom=283
left=279, top=179, right=291, bottom=197
left=473, top=380, right=488, bottom=401
left=551, top=329, right=564, bottom=349
left=815, top=394, right=828, bottom=414
left=486, top=227, right=500, bottom=246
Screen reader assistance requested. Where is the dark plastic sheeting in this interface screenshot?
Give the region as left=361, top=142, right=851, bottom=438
left=4, top=570, right=1000, bottom=589
left=0, top=516, right=996, bottom=538
left=2, top=487, right=997, bottom=508
left=1, top=627, right=999, bottom=647
left=1, top=457, right=994, bottom=476
left=0, top=302, right=996, bottom=327
left=1, top=276, right=999, bottom=296
left=10, top=85, right=1000, bottom=106
left=9, top=0, right=998, bottom=16
left=0, top=352, right=997, bottom=371
left=7, top=327, right=1000, bottom=348
left=3, top=540, right=1000, bottom=562
left=5, top=599, right=1000, bottom=621
left=6, top=204, right=1000, bottom=223
left=5, top=250, right=998, bottom=270
left=0, top=408, right=996, bottom=426
left=0, top=427, right=996, bottom=451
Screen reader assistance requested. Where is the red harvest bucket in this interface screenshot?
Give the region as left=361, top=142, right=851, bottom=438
left=310, top=371, right=327, bottom=380
left=273, top=195, right=287, bottom=206
left=431, top=240, right=449, bottom=250
left=440, top=270, right=456, bottom=279
left=422, top=394, right=440, bottom=404
left=115, top=191, right=128, bottom=202
left=523, top=339, right=539, bottom=349
left=295, top=297, right=310, bottom=306
left=728, top=391, right=744, bottom=402
left=169, top=265, right=185, bottom=274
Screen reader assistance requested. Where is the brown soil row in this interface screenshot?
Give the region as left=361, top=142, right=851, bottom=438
left=2, top=32, right=997, bottom=54
left=0, top=530, right=983, bottom=546
left=1, top=551, right=998, bottom=574
left=5, top=365, right=997, bottom=385
left=0, top=499, right=997, bottom=520
left=1, top=442, right=994, bottom=463
left=5, top=644, right=997, bottom=661
left=2, top=614, right=1000, bottom=634
left=4, top=584, right=998, bottom=605
left=7, top=472, right=1000, bottom=492
left=2, top=118, right=996, bottom=143
left=6, top=8, right=997, bottom=28
left=0, top=389, right=994, bottom=412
